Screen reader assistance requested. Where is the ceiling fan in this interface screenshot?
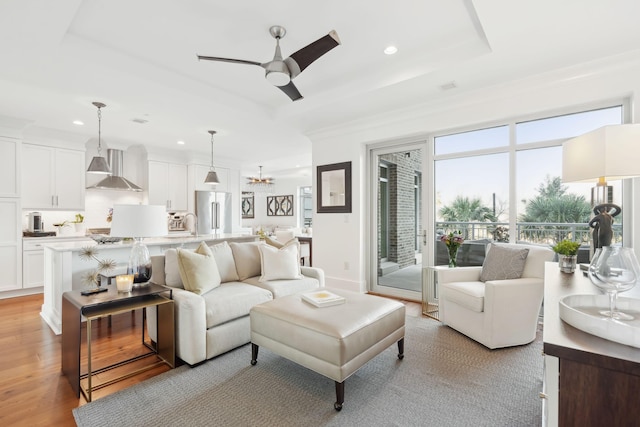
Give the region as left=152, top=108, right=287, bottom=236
left=197, top=26, right=340, bottom=101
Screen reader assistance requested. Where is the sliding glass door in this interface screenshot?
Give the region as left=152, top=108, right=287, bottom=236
left=369, top=142, right=427, bottom=301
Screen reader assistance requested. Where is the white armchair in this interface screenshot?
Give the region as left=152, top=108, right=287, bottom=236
left=439, top=243, right=554, bottom=349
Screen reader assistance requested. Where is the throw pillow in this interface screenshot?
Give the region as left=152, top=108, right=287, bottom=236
left=177, top=242, right=222, bottom=295
left=265, top=235, right=301, bottom=257
left=258, top=240, right=303, bottom=282
left=480, top=243, right=530, bottom=282
left=209, top=241, right=239, bottom=283
left=229, top=242, right=262, bottom=280
left=264, top=235, right=284, bottom=248
left=163, top=248, right=184, bottom=288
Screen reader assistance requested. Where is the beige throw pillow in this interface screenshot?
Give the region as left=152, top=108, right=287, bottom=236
left=265, top=235, right=301, bottom=257
left=177, top=242, right=222, bottom=295
left=258, top=240, right=303, bottom=282
left=229, top=242, right=262, bottom=280
left=209, top=241, right=239, bottom=283
left=163, top=248, right=184, bottom=288
left=264, top=235, right=284, bottom=248
left=480, top=243, right=530, bottom=282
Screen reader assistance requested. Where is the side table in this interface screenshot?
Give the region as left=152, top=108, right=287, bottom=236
left=62, top=283, right=175, bottom=402
left=422, top=266, right=450, bottom=320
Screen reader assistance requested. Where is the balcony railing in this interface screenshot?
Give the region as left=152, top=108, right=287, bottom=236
left=436, top=221, right=623, bottom=245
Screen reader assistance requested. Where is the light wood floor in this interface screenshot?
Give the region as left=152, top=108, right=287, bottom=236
left=0, top=293, right=423, bottom=426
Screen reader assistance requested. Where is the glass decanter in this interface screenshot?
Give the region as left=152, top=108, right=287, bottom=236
left=588, top=246, right=640, bottom=320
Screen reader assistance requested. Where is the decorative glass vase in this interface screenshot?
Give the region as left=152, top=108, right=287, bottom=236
left=559, top=255, right=577, bottom=273
left=127, top=238, right=152, bottom=285
left=448, top=246, right=459, bottom=268
left=589, top=246, right=640, bottom=320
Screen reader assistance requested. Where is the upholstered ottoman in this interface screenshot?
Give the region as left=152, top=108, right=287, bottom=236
left=249, top=288, right=405, bottom=410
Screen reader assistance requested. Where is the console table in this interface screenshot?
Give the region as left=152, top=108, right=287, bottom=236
left=542, top=262, right=640, bottom=426
left=61, top=283, right=175, bottom=402
left=297, top=235, right=312, bottom=266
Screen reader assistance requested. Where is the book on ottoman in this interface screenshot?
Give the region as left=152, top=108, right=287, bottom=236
left=301, top=290, right=346, bottom=307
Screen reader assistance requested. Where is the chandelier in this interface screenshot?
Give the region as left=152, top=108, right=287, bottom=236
left=245, top=166, right=275, bottom=193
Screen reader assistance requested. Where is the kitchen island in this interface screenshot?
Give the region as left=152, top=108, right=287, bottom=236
left=41, top=233, right=257, bottom=334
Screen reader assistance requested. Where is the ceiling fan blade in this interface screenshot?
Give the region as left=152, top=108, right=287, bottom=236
left=285, top=30, right=341, bottom=78
left=197, top=55, right=263, bottom=67
left=278, top=81, right=304, bottom=101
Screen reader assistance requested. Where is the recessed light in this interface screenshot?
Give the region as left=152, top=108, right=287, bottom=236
left=384, top=45, right=398, bottom=55
left=73, top=120, right=84, bottom=126
left=177, top=140, right=185, bottom=145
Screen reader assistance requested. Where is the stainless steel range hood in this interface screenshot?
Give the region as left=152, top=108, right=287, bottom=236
left=87, top=149, right=143, bottom=191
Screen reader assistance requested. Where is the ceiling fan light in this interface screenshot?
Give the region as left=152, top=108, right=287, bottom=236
left=266, top=70, right=290, bottom=86
left=87, top=155, right=111, bottom=174
left=204, top=170, right=219, bottom=184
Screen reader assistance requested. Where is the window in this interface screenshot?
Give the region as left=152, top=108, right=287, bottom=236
left=433, top=103, right=625, bottom=266
left=516, top=106, right=623, bottom=144
left=299, top=186, right=312, bottom=228
left=435, top=125, right=508, bottom=156
left=379, top=163, right=389, bottom=260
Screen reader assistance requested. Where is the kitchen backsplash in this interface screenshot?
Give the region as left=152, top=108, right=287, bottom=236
left=22, top=189, right=146, bottom=234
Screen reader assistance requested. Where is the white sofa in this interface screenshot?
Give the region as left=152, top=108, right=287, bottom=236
left=148, top=240, right=324, bottom=365
left=439, top=243, right=554, bottom=349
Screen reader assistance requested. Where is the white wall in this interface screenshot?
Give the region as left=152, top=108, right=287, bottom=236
left=311, top=53, right=640, bottom=293
left=241, top=175, right=311, bottom=232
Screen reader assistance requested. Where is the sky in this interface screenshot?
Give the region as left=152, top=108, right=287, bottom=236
left=433, top=105, right=624, bottom=222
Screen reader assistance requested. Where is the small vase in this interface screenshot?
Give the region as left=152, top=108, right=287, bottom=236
left=559, top=255, right=577, bottom=273
left=448, top=247, right=458, bottom=268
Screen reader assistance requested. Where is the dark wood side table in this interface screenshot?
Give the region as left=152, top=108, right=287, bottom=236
left=297, top=235, right=312, bottom=266
left=61, top=283, right=175, bottom=402
left=543, top=262, right=640, bottom=426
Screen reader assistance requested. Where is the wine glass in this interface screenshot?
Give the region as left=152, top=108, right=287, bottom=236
left=588, top=246, right=640, bottom=320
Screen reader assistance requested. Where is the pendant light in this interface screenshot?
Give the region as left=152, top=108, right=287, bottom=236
left=86, top=102, right=112, bottom=174
left=204, top=130, right=220, bottom=184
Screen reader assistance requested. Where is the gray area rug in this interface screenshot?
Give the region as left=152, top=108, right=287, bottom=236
left=73, top=315, right=542, bottom=427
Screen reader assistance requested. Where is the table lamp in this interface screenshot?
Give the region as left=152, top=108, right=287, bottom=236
left=110, top=204, right=167, bottom=285
left=562, top=124, right=640, bottom=252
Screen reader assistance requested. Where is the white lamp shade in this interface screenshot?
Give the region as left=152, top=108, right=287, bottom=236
left=562, top=124, right=640, bottom=183
left=110, top=204, right=167, bottom=238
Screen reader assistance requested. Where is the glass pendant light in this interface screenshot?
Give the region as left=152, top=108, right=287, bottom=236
left=86, top=102, right=112, bottom=174
left=204, top=130, right=220, bottom=184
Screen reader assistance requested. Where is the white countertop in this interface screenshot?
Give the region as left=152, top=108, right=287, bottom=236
left=23, top=234, right=92, bottom=242
left=41, top=233, right=257, bottom=252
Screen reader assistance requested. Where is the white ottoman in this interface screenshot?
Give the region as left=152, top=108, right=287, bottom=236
left=250, top=288, right=406, bottom=410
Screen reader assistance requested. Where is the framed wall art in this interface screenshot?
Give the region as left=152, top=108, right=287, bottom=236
left=241, top=192, right=254, bottom=219
left=317, top=161, right=352, bottom=213
left=266, top=195, right=294, bottom=216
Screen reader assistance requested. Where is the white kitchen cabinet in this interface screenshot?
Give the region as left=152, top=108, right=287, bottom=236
left=22, top=144, right=85, bottom=210
left=148, top=161, right=188, bottom=211
left=23, top=245, right=44, bottom=288
left=0, top=199, right=21, bottom=292
left=193, top=164, right=229, bottom=192
left=0, top=137, right=20, bottom=197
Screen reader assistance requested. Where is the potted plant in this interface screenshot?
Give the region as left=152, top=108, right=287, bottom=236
left=72, top=213, right=85, bottom=235
left=552, top=239, right=581, bottom=273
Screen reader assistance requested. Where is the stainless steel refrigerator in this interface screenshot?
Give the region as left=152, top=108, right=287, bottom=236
left=195, top=191, right=232, bottom=235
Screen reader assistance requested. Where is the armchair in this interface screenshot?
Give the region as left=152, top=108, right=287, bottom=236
left=439, top=243, right=554, bottom=349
